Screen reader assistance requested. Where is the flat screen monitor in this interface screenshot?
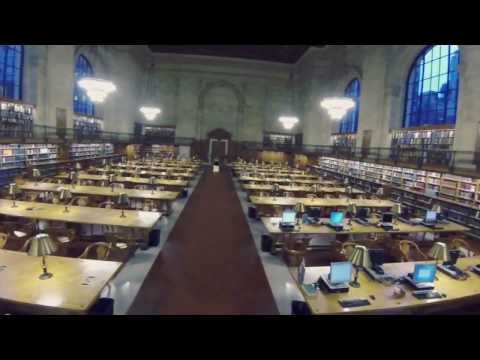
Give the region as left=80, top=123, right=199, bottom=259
left=448, top=250, right=461, bottom=265
left=413, top=263, right=437, bottom=283
left=382, top=212, right=393, bottom=223
left=425, top=210, right=437, bottom=223
left=329, top=211, right=344, bottom=226
left=369, top=249, right=385, bottom=267
left=401, top=207, right=412, bottom=219
left=282, top=210, right=296, bottom=224
left=307, top=207, right=322, bottom=219
left=329, top=261, right=353, bottom=285
left=357, top=208, right=369, bottom=219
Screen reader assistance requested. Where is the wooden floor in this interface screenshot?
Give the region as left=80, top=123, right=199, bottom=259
left=128, top=166, right=278, bottom=315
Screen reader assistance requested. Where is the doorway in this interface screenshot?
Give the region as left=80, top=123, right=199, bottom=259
left=207, top=128, right=232, bottom=164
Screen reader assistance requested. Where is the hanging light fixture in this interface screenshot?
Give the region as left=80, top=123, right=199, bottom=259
left=320, top=97, right=355, bottom=120
left=139, top=63, right=162, bottom=121
left=278, top=71, right=299, bottom=130
left=78, top=77, right=117, bottom=103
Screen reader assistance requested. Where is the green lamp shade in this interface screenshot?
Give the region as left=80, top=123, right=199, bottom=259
left=428, top=242, right=449, bottom=262
left=294, top=202, right=306, bottom=214
left=348, top=245, right=371, bottom=268
left=28, top=233, right=58, bottom=257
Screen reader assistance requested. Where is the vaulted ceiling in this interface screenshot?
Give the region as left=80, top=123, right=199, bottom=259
left=148, top=45, right=315, bottom=64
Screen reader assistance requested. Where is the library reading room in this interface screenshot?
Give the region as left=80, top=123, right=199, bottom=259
left=1, top=44, right=480, bottom=316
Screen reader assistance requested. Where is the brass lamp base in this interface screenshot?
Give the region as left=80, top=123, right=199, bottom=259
left=39, top=272, right=53, bottom=280
left=349, top=280, right=360, bottom=288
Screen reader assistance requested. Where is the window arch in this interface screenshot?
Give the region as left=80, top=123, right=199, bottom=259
left=73, top=55, right=95, bottom=116
left=339, top=78, right=360, bottom=134
left=0, top=45, right=23, bottom=100
left=404, top=45, right=460, bottom=128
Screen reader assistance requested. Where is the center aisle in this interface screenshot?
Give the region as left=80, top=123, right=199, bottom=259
left=128, top=166, right=279, bottom=315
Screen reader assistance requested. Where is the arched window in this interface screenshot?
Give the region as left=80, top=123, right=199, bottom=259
left=340, top=79, right=360, bottom=134
left=0, top=45, right=23, bottom=100
left=404, top=45, right=460, bottom=128
left=73, top=55, right=95, bottom=116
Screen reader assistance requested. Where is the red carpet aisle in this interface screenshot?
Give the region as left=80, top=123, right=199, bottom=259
left=128, top=166, right=279, bottom=315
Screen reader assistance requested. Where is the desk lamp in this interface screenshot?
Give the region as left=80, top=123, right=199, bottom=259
left=69, top=171, right=79, bottom=189
left=311, top=184, right=318, bottom=194
left=347, top=203, right=357, bottom=225
left=294, top=202, right=306, bottom=225
left=117, top=193, right=130, bottom=218
left=59, top=188, right=73, bottom=213
left=273, top=183, right=280, bottom=193
left=9, top=183, right=18, bottom=208
left=75, top=162, right=82, bottom=171
left=345, top=186, right=352, bottom=197
left=33, top=168, right=41, bottom=186
left=28, top=233, right=58, bottom=280
left=428, top=242, right=449, bottom=265
left=376, top=187, right=384, bottom=198
left=134, top=167, right=141, bottom=178
left=344, top=177, right=349, bottom=186
left=150, top=176, right=156, bottom=194
left=109, top=174, right=116, bottom=192
left=348, top=245, right=370, bottom=288
left=102, top=158, right=107, bottom=167
left=392, top=203, right=402, bottom=224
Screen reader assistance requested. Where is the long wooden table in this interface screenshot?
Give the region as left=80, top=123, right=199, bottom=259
left=55, top=173, right=188, bottom=189
left=89, top=168, right=196, bottom=179
left=242, top=184, right=364, bottom=196
left=17, top=181, right=179, bottom=202
left=251, top=196, right=394, bottom=209
left=0, top=199, right=161, bottom=230
left=0, top=249, right=122, bottom=315
left=112, top=164, right=199, bottom=172
left=291, top=256, right=480, bottom=315
left=239, top=176, right=328, bottom=185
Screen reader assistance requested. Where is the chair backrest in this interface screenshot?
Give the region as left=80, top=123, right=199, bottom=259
left=449, top=237, right=476, bottom=257
left=112, top=183, right=124, bottom=189
left=99, top=201, right=114, bottom=209
left=0, top=233, right=8, bottom=249
left=23, top=192, right=39, bottom=202
left=70, top=196, right=89, bottom=207
left=78, top=242, right=112, bottom=260
left=156, top=186, right=165, bottom=191
left=134, top=185, right=149, bottom=190
left=306, top=193, right=316, bottom=199
left=398, top=240, right=428, bottom=262
left=340, top=242, right=358, bottom=259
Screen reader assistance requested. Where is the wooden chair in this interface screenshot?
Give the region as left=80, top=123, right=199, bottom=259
left=0, top=233, right=8, bottom=249
left=22, top=192, right=39, bottom=202
left=69, top=196, right=90, bottom=207
left=78, top=242, right=112, bottom=260
left=306, top=193, right=317, bottom=199
left=282, top=237, right=311, bottom=267
left=448, top=237, right=476, bottom=257
left=156, top=186, right=165, bottom=191
left=111, top=183, right=124, bottom=189
left=134, top=185, right=149, bottom=190
left=394, top=240, right=429, bottom=262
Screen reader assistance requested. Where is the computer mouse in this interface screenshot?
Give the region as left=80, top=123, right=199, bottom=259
left=441, top=293, right=447, bottom=298
left=369, top=295, right=376, bottom=301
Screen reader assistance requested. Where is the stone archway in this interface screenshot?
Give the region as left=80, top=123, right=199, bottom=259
left=197, top=80, right=245, bottom=140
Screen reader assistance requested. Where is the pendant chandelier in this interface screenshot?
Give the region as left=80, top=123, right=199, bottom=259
left=77, top=77, right=117, bottom=103
left=278, top=71, right=299, bottom=130
left=320, top=97, right=355, bottom=120
left=139, top=63, right=161, bottom=121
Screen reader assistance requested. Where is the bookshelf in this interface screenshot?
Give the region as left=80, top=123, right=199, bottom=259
left=331, top=133, right=356, bottom=148
left=73, top=115, right=104, bottom=138
left=0, top=144, right=58, bottom=186
left=69, top=143, right=113, bottom=160
left=315, top=156, right=480, bottom=239
left=0, top=99, right=35, bottom=138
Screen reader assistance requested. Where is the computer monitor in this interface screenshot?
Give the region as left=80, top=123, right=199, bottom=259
left=382, top=212, right=394, bottom=223
left=282, top=210, right=296, bottom=225
left=447, top=250, right=461, bottom=265
left=329, top=211, right=344, bottom=226
left=329, top=261, right=353, bottom=285
left=401, top=207, right=413, bottom=219
left=357, top=208, right=370, bottom=219
left=413, top=263, right=437, bottom=283
left=425, top=210, right=437, bottom=223
left=307, top=207, right=322, bottom=219
left=369, top=249, right=385, bottom=267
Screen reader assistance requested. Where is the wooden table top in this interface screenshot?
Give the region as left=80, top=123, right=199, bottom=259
left=251, top=197, right=395, bottom=208
left=261, top=216, right=469, bottom=235
left=0, top=199, right=161, bottom=229
left=233, top=167, right=308, bottom=174
left=291, top=256, right=480, bottom=315
left=242, top=184, right=364, bottom=194
left=0, top=249, right=122, bottom=314
left=90, top=168, right=195, bottom=179
left=239, top=176, right=327, bottom=185
left=112, top=164, right=199, bottom=171
left=17, top=182, right=179, bottom=201
left=239, top=173, right=319, bottom=180
left=55, top=173, right=188, bottom=187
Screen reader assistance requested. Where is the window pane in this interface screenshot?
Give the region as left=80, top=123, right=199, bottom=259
left=73, top=55, right=95, bottom=116
left=0, top=45, right=22, bottom=100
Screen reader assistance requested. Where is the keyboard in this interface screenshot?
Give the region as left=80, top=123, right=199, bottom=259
left=412, top=290, right=443, bottom=300
left=338, top=299, right=371, bottom=308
